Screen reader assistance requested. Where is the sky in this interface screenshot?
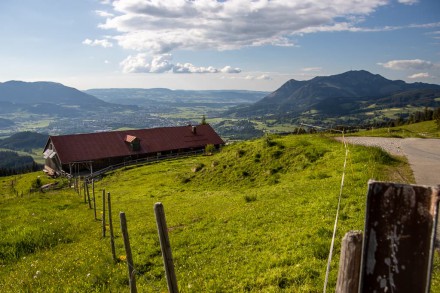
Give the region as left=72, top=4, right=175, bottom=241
left=0, top=0, right=439, bottom=91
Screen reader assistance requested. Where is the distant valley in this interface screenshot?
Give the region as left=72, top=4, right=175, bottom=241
left=1, top=70, right=439, bottom=141
left=0, top=81, right=267, bottom=138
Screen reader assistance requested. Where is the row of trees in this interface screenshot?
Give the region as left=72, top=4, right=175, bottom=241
left=0, top=151, right=42, bottom=177
left=407, top=107, right=440, bottom=127
left=292, top=107, right=440, bottom=134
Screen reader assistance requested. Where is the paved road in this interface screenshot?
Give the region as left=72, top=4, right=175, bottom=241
left=338, top=137, right=440, bottom=247
left=339, top=137, right=440, bottom=186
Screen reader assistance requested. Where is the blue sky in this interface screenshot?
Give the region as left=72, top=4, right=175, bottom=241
left=0, top=0, right=439, bottom=91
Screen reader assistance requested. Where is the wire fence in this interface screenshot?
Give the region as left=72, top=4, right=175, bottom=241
left=84, top=149, right=204, bottom=182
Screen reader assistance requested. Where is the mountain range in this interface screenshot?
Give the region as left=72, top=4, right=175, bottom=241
left=0, top=80, right=134, bottom=117
left=1, top=70, right=439, bottom=136
left=232, top=70, right=440, bottom=123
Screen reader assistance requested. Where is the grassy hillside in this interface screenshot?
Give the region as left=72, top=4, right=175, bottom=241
left=349, top=120, right=440, bottom=138
left=0, top=134, right=438, bottom=292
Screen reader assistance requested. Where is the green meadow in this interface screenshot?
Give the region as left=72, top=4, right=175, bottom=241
left=0, top=134, right=438, bottom=292
left=349, top=120, right=440, bottom=138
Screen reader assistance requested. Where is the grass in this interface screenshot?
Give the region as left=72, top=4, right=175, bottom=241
left=0, top=134, right=437, bottom=292
left=349, top=120, right=440, bottom=138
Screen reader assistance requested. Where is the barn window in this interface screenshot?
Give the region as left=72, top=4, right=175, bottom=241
left=125, top=135, right=140, bottom=151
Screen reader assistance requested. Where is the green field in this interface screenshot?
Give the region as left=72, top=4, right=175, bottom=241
left=0, top=134, right=438, bottom=292
left=349, top=120, right=440, bottom=138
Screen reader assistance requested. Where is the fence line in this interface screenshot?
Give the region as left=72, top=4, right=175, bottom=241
left=84, top=150, right=204, bottom=182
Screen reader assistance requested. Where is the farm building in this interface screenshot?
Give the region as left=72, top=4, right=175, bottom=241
left=43, top=124, right=224, bottom=177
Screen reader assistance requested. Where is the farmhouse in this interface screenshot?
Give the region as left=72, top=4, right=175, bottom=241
left=43, top=124, right=224, bottom=177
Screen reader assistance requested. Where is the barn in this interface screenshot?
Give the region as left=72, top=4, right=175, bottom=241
left=43, top=124, right=224, bottom=177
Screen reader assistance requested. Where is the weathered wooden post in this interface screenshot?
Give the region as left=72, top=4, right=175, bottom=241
left=107, top=192, right=117, bottom=263
left=120, top=212, right=137, bottom=293
left=83, top=180, right=87, bottom=204
left=335, top=231, right=362, bottom=293
left=359, top=181, right=439, bottom=293
left=102, top=189, right=106, bottom=238
left=92, top=179, right=97, bottom=220
left=86, top=180, right=92, bottom=209
left=154, top=202, right=179, bottom=293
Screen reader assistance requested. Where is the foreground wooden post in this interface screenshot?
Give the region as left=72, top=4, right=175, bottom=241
left=120, top=212, right=137, bottom=293
left=359, top=181, right=439, bottom=293
left=336, top=231, right=362, bottom=293
left=154, top=202, right=179, bottom=293
left=107, top=192, right=117, bottom=263
left=102, top=189, right=106, bottom=238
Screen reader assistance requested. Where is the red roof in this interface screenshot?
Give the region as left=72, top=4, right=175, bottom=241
left=46, top=124, right=224, bottom=164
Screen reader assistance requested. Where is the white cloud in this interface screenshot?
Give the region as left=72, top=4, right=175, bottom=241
left=173, top=63, right=218, bottom=73
left=95, top=10, right=114, bottom=18
left=120, top=53, right=241, bottom=74
left=301, top=67, right=322, bottom=72
left=408, top=72, right=431, bottom=79
left=97, top=0, right=390, bottom=54
left=398, top=0, right=419, bottom=5
left=82, top=38, right=113, bottom=48
left=377, top=59, right=433, bottom=70
left=244, top=74, right=272, bottom=80
left=121, top=54, right=174, bottom=73
left=256, top=74, right=272, bottom=80
left=220, top=66, right=241, bottom=74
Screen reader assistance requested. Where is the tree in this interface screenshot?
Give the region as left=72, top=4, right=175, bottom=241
left=201, top=115, right=207, bottom=125
left=434, top=107, right=440, bottom=129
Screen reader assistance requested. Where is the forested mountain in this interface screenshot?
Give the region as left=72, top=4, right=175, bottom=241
left=0, top=81, right=137, bottom=117
left=232, top=70, right=440, bottom=123
left=0, top=131, right=48, bottom=152
left=0, top=81, right=107, bottom=106
left=0, top=151, right=41, bottom=176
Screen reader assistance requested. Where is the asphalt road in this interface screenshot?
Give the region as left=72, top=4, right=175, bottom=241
left=338, top=137, right=440, bottom=247
left=340, top=137, right=440, bottom=186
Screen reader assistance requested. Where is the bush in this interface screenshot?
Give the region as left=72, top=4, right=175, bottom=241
left=31, top=177, right=42, bottom=189
left=205, top=144, right=215, bottom=154
left=243, top=195, right=257, bottom=203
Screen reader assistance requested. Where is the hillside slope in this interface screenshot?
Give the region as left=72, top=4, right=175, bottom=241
left=0, top=81, right=107, bottom=107
left=1, top=134, right=433, bottom=292
left=0, top=131, right=48, bottom=151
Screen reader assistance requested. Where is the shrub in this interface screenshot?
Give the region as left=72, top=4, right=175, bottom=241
left=31, top=177, right=42, bottom=190
left=243, top=195, right=257, bottom=203
left=205, top=144, right=215, bottom=154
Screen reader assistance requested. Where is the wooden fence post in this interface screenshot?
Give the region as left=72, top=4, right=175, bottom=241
left=107, top=192, right=117, bottom=263
left=86, top=181, right=92, bottom=209
left=359, top=181, right=439, bottom=293
left=83, top=180, right=87, bottom=204
left=92, top=180, right=97, bottom=220
left=102, top=189, right=106, bottom=238
left=336, top=231, right=362, bottom=293
left=120, top=212, right=137, bottom=293
left=154, top=202, right=179, bottom=293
